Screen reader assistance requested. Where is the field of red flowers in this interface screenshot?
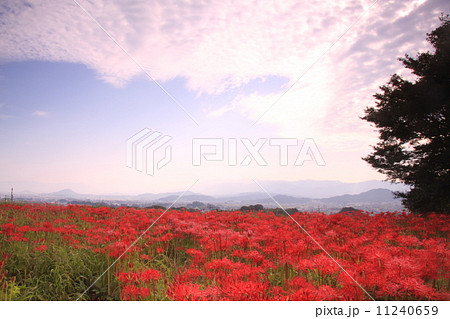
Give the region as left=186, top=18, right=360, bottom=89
left=0, top=203, right=448, bottom=301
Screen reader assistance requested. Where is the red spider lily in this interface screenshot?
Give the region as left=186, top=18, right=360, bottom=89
left=221, top=280, right=270, bottom=300
left=116, top=269, right=160, bottom=284
left=120, top=285, right=150, bottom=301
left=168, top=282, right=220, bottom=301
left=175, top=267, right=203, bottom=282
left=0, top=203, right=448, bottom=301
left=1, top=223, right=15, bottom=236
left=140, top=269, right=161, bottom=282
left=42, top=222, right=53, bottom=230
left=17, top=225, right=31, bottom=233
left=186, top=248, right=205, bottom=264
left=34, top=245, right=48, bottom=252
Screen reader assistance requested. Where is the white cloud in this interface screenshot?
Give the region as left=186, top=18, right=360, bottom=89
left=32, top=110, right=49, bottom=117
left=0, top=0, right=448, bottom=150
left=0, top=0, right=388, bottom=93
left=208, top=104, right=235, bottom=118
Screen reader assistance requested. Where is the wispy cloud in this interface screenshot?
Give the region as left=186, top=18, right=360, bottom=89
left=1, top=0, right=446, bottom=94
left=0, top=0, right=448, bottom=150
left=32, top=110, right=49, bottom=117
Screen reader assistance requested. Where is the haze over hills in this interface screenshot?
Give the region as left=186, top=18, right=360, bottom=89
left=198, top=179, right=408, bottom=198
left=320, top=189, right=399, bottom=203
left=3, top=180, right=407, bottom=213
left=3, top=179, right=408, bottom=198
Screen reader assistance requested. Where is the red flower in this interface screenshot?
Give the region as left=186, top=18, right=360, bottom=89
left=121, top=285, right=150, bottom=300
left=43, top=222, right=53, bottom=229
left=34, top=245, right=48, bottom=252
left=140, top=269, right=161, bottom=282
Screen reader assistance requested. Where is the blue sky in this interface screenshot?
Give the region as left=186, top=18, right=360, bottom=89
left=0, top=0, right=449, bottom=195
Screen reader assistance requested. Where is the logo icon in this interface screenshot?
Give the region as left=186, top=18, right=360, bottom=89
left=126, top=128, right=172, bottom=176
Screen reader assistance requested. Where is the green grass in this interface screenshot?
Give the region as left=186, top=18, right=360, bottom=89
left=1, top=241, right=120, bottom=300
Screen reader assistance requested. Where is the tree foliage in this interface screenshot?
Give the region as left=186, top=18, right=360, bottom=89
left=362, top=14, right=450, bottom=214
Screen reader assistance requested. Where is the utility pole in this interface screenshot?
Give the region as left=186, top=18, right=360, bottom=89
left=10, top=187, right=13, bottom=202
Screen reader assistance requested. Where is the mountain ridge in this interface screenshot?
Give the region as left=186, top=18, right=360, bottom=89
left=14, top=187, right=401, bottom=205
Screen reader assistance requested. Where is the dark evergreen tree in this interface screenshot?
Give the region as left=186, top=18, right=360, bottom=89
left=362, top=15, right=450, bottom=214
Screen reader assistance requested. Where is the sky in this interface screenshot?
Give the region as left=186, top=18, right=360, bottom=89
left=0, top=0, right=449, bottom=195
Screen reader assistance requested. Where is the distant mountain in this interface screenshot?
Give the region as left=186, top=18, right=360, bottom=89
left=134, top=193, right=157, bottom=201
left=215, top=192, right=310, bottom=204
left=22, top=187, right=401, bottom=205
left=156, top=194, right=216, bottom=202
left=258, top=194, right=310, bottom=205
left=10, top=180, right=406, bottom=212
left=200, top=179, right=408, bottom=198
left=46, top=189, right=83, bottom=197
left=215, top=189, right=399, bottom=206
left=217, top=192, right=268, bottom=202
left=258, top=180, right=408, bottom=198
left=321, top=188, right=399, bottom=204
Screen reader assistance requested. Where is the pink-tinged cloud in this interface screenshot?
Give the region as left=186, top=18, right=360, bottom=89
left=1, top=0, right=445, bottom=93
left=0, top=0, right=448, bottom=154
